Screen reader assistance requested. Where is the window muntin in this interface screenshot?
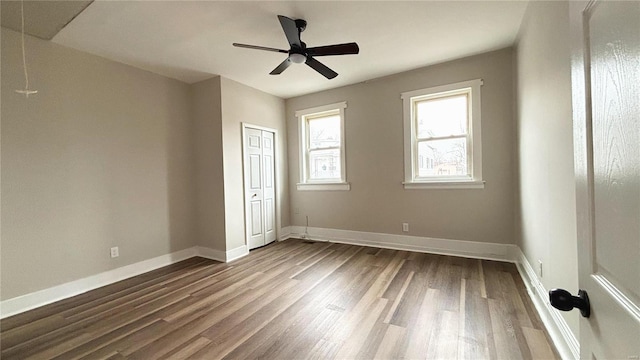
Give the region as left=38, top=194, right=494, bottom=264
left=296, top=102, right=348, bottom=190
left=402, top=79, right=483, bottom=189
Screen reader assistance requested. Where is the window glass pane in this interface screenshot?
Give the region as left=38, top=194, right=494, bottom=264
left=308, top=115, right=340, bottom=149
left=416, top=94, right=468, bottom=139
left=417, top=137, right=468, bottom=177
left=309, top=148, right=341, bottom=180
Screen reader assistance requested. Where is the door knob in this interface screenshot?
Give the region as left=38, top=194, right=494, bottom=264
left=549, top=288, right=590, bottom=318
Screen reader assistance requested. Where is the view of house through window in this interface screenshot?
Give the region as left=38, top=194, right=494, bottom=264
left=416, top=94, right=469, bottom=177
left=308, top=114, right=341, bottom=180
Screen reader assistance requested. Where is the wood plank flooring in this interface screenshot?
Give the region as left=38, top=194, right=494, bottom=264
left=0, top=239, right=559, bottom=359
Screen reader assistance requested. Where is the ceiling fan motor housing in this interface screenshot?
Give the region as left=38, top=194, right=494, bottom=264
left=295, top=19, right=307, bottom=32
left=289, top=53, right=307, bottom=64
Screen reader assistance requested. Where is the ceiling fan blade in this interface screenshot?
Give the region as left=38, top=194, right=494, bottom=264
left=307, top=42, right=360, bottom=57
left=305, top=56, right=338, bottom=79
left=233, top=43, right=288, bottom=53
left=270, top=58, right=292, bottom=75
left=277, top=15, right=301, bottom=48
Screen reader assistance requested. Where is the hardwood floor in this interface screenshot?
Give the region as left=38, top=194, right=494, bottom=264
left=0, top=239, right=559, bottom=359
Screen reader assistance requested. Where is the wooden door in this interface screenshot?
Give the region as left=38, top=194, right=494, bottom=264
left=570, top=1, right=640, bottom=358
left=243, top=126, right=276, bottom=250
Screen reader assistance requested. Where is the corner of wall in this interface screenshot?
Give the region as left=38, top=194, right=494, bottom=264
left=512, top=37, right=523, bottom=252
left=190, top=76, right=226, bottom=252
left=513, top=1, right=580, bottom=356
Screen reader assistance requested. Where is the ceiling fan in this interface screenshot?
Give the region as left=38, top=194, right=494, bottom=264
left=233, top=15, right=359, bottom=79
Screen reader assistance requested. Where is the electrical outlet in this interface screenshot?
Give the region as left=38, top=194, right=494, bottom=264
left=538, top=260, right=543, bottom=278
left=295, top=207, right=300, bottom=214
left=402, top=223, right=409, bottom=232
left=110, top=247, right=119, bottom=258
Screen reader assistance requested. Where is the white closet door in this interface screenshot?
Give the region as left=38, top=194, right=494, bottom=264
left=244, top=127, right=265, bottom=249
left=244, top=127, right=276, bottom=250
left=262, top=131, right=276, bottom=245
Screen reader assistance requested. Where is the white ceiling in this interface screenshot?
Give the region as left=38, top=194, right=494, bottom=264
left=50, top=1, right=529, bottom=99
left=0, top=0, right=92, bottom=40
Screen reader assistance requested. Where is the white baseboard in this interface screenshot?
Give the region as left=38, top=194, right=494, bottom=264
left=195, top=246, right=226, bottom=262
left=514, top=248, right=580, bottom=360
left=0, top=243, right=252, bottom=319
left=0, top=247, right=198, bottom=319
left=225, top=244, right=249, bottom=262
left=196, top=245, right=249, bottom=263
left=279, top=226, right=293, bottom=241
left=288, top=226, right=517, bottom=262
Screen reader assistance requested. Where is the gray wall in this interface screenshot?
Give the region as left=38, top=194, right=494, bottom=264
left=191, top=77, right=226, bottom=251
left=515, top=1, right=579, bottom=338
left=1, top=28, right=195, bottom=300
left=191, top=76, right=288, bottom=254
left=286, top=49, right=516, bottom=245
left=1, top=27, right=289, bottom=301
left=220, top=77, right=288, bottom=251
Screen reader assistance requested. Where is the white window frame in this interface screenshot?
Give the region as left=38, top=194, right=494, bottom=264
left=296, top=101, right=350, bottom=191
left=402, top=79, right=484, bottom=189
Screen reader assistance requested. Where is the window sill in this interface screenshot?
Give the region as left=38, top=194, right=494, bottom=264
left=403, top=180, right=485, bottom=190
left=297, top=182, right=351, bottom=191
